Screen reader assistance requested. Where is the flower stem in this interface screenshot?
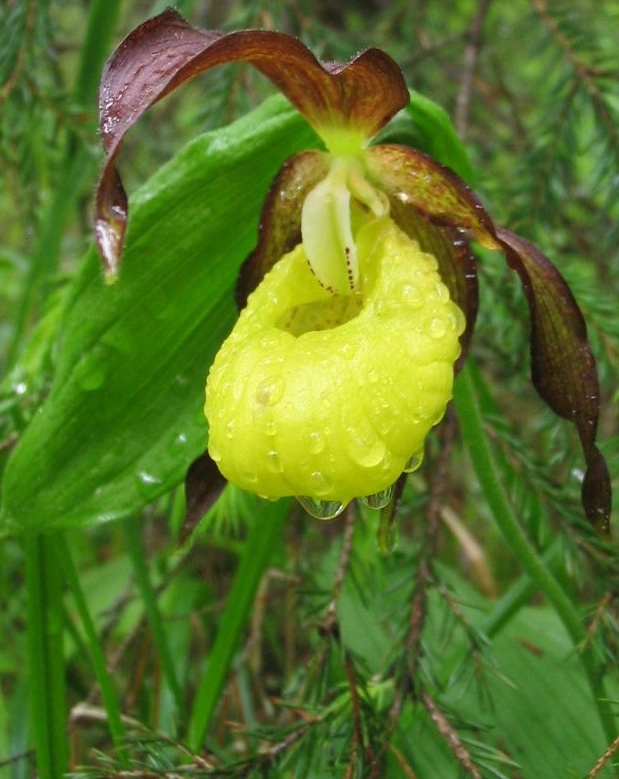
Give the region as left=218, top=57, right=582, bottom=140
left=453, top=361, right=617, bottom=751
left=187, top=496, right=290, bottom=751
left=123, top=518, right=183, bottom=719
left=25, top=534, right=67, bottom=779
left=60, top=535, right=129, bottom=765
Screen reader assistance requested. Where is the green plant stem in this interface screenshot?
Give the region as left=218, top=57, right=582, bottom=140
left=454, top=361, right=618, bottom=751
left=60, top=535, right=128, bottom=765
left=25, top=534, right=67, bottom=779
left=123, top=518, right=183, bottom=719
left=187, top=497, right=290, bottom=752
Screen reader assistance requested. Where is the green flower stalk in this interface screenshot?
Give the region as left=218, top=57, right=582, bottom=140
left=94, top=10, right=611, bottom=533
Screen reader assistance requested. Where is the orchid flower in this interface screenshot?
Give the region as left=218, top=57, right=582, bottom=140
left=95, top=9, right=611, bottom=535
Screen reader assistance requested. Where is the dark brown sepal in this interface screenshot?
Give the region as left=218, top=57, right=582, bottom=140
left=365, top=144, right=498, bottom=249
left=95, top=8, right=408, bottom=273
left=496, top=227, right=611, bottom=536
left=181, top=450, right=227, bottom=544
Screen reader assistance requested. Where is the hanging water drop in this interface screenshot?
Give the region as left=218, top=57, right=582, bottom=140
left=296, top=496, right=346, bottom=520
left=361, top=483, right=395, bottom=510
left=403, top=449, right=424, bottom=473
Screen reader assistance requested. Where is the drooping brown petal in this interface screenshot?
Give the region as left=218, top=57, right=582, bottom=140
left=181, top=450, right=228, bottom=543
left=389, top=200, right=478, bottom=370
left=235, top=151, right=329, bottom=308
left=496, top=228, right=611, bottom=537
left=95, top=8, right=408, bottom=274
left=365, top=144, right=499, bottom=250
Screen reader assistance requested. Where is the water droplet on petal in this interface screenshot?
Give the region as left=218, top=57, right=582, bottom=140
left=361, top=483, right=394, bottom=509
left=296, top=496, right=346, bottom=520
left=345, top=425, right=386, bottom=468
left=266, top=450, right=282, bottom=473
left=309, top=470, right=333, bottom=496
left=403, top=449, right=424, bottom=473
left=264, top=419, right=277, bottom=436
left=256, top=376, right=284, bottom=406
left=428, top=317, right=446, bottom=339
left=209, top=443, right=222, bottom=462
left=435, top=281, right=450, bottom=300
left=309, top=431, right=325, bottom=454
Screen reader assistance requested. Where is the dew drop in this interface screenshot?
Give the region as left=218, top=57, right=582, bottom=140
left=266, top=450, right=282, bottom=473
left=171, top=374, right=191, bottom=398
left=309, top=430, right=325, bottom=454
left=361, top=483, right=395, bottom=510
left=428, top=317, right=446, bottom=339
left=167, top=431, right=188, bottom=455
left=296, top=496, right=346, bottom=520
left=308, top=470, right=334, bottom=496
left=435, top=281, right=450, bottom=300
left=403, top=449, right=424, bottom=473
left=135, top=470, right=164, bottom=499
left=264, top=419, right=278, bottom=436
left=77, top=361, right=107, bottom=392
left=345, top=426, right=386, bottom=468
left=256, top=376, right=284, bottom=406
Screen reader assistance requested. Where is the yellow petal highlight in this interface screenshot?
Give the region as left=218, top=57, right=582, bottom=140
left=205, top=217, right=465, bottom=504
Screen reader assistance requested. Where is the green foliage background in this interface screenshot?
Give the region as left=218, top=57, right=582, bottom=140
left=0, top=1, right=618, bottom=777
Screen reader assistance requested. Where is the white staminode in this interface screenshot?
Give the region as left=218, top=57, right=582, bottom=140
left=301, top=156, right=389, bottom=295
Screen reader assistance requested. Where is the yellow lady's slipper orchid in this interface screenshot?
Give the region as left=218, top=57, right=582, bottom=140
left=95, top=9, right=611, bottom=534
left=205, top=217, right=464, bottom=517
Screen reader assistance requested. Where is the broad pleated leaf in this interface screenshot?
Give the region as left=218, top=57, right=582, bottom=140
left=0, top=96, right=318, bottom=534
left=95, top=8, right=408, bottom=275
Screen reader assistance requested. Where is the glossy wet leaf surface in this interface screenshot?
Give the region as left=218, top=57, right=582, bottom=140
left=0, top=96, right=318, bottom=533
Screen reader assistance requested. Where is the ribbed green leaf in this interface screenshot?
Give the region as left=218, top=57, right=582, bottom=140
left=0, top=95, right=318, bottom=533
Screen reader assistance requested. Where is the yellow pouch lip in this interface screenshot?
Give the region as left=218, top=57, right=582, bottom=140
left=205, top=217, right=464, bottom=504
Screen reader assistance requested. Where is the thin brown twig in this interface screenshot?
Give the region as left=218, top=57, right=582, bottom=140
left=421, top=690, right=483, bottom=779
left=319, top=503, right=356, bottom=638
left=455, top=0, right=494, bottom=137
left=584, top=591, right=616, bottom=652
left=388, top=411, right=459, bottom=728
left=587, top=732, right=619, bottom=779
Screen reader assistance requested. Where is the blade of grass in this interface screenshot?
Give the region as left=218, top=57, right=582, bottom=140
left=25, top=534, right=67, bottom=779
left=123, top=518, right=183, bottom=725
left=59, top=535, right=128, bottom=765
left=454, top=360, right=618, bottom=755
left=187, top=496, right=291, bottom=751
